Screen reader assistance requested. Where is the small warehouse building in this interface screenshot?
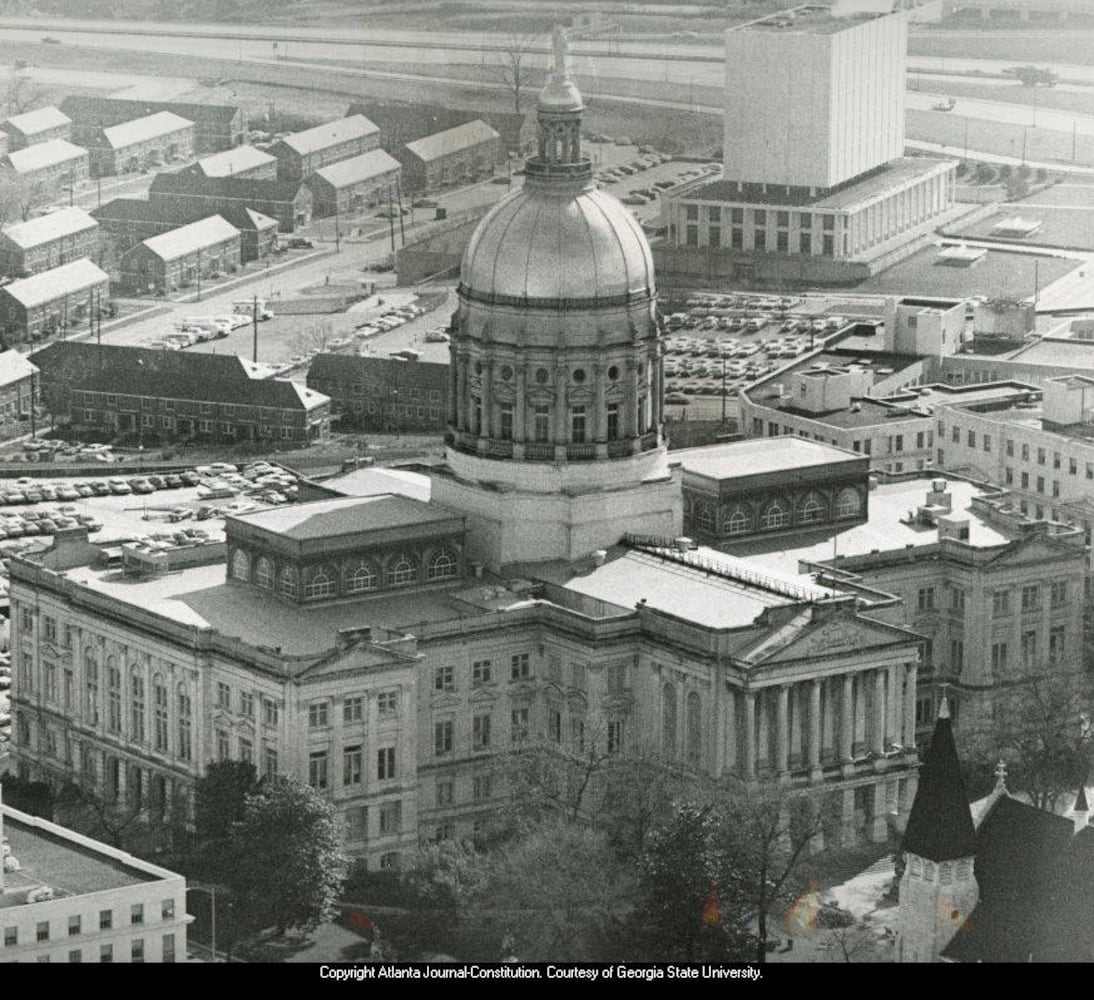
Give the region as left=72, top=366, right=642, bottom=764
left=119, top=215, right=241, bottom=295
left=88, top=111, right=194, bottom=178
left=395, top=120, right=500, bottom=193
left=60, top=96, right=243, bottom=153
left=0, top=206, right=100, bottom=277
left=1, top=106, right=72, bottom=150
left=1, top=139, right=89, bottom=191
left=271, top=114, right=380, bottom=182
left=148, top=171, right=313, bottom=233
left=0, top=258, right=109, bottom=344
left=193, top=144, right=278, bottom=180
left=306, top=149, right=401, bottom=218
left=93, top=199, right=277, bottom=261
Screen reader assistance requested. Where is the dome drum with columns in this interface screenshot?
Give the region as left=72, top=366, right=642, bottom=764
left=445, top=26, right=668, bottom=489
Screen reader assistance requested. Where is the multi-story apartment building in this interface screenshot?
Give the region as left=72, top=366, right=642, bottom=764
left=148, top=172, right=313, bottom=233
left=1, top=106, right=72, bottom=150
left=118, top=215, right=241, bottom=295
left=271, top=115, right=381, bottom=182
left=0, top=349, right=37, bottom=440
left=1, top=139, right=89, bottom=193
left=60, top=97, right=243, bottom=154
left=307, top=354, right=449, bottom=432
left=193, top=144, right=277, bottom=180
left=87, top=112, right=194, bottom=178
left=348, top=101, right=534, bottom=160
left=0, top=797, right=189, bottom=963
left=28, top=341, right=329, bottom=444
left=0, top=207, right=99, bottom=277
left=93, top=200, right=277, bottom=262
left=0, top=259, right=109, bottom=344
left=305, top=150, right=401, bottom=218
left=394, top=121, right=500, bottom=193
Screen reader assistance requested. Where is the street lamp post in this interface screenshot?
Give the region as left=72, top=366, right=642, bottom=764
left=187, top=884, right=219, bottom=962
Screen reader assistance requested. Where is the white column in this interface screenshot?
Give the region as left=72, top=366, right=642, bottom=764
left=742, top=691, right=756, bottom=780
left=841, top=673, right=854, bottom=761
left=808, top=678, right=822, bottom=772
left=903, top=662, right=918, bottom=750
left=776, top=685, right=789, bottom=775
left=872, top=669, right=886, bottom=754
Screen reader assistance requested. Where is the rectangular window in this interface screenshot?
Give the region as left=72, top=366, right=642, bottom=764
left=799, top=232, right=811, bottom=254
left=1050, top=625, right=1066, bottom=662
left=549, top=709, right=562, bottom=744
left=1070, top=458, right=1078, bottom=475
left=984, top=434, right=991, bottom=453
left=991, top=642, right=1008, bottom=673
left=473, top=714, right=491, bottom=751
left=101, top=944, right=113, bottom=963
left=378, top=691, right=398, bottom=718
left=951, top=587, right=966, bottom=614
left=708, top=226, right=722, bottom=248
left=1038, top=447, right=1046, bottom=465
left=1022, top=585, right=1040, bottom=612
left=993, top=590, right=1010, bottom=617
left=434, top=666, right=455, bottom=693
left=510, top=653, right=530, bottom=681
left=308, top=701, right=329, bottom=729
left=434, top=720, right=453, bottom=756
left=1021, top=471, right=1029, bottom=490
left=1006, top=439, right=1014, bottom=457
left=239, top=691, right=254, bottom=718
left=473, top=774, right=492, bottom=802
left=99, top=910, right=112, bottom=931
left=343, top=745, right=362, bottom=786
left=37, top=921, right=50, bottom=942
left=571, top=717, right=585, bottom=753
left=68, top=915, right=81, bottom=937
left=570, top=405, right=587, bottom=444
left=131, top=904, right=144, bottom=927
left=309, top=751, right=329, bottom=790
left=379, top=801, right=402, bottom=835
left=608, top=719, right=625, bottom=755
left=162, top=899, right=175, bottom=921
left=1054, top=451, right=1061, bottom=470
left=216, top=681, right=230, bottom=708
left=917, top=587, right=935, bottom=612
left=952, top=426, right=960, bottom=443
left=754, top=229, right=767, bottom=251
left=950, top=640, right=964, bottom=670
left=265, top=747, right=278, bottom=778
left=533, top=405, right=550, bottom=443
left=162, top=934, right=175, bottom=963
left=1022, top=629, right=1038, bottom=667
left=472, top=660, right=492, bottom=687
left=263, top=698, right=279, bottom=726
left=346, top=806, right=368, bottom=841
left=436, top=780, right=454, bottom=808
left=499, top=402, right=514, bottom=441
left=343, top=696, right=363, bottom=723
left=69, top=950, right=81, bottom=963
left=377, top=747, right=396, bottom=781
left=4, top=927, right=16, bottom=947
left=511, top=707, right=529, bottom=742
left=1051, top=580, right=1068, bottom=607
left=216, top=729, right=229, bottom=761
left=132, top=939, right=144, bottom=963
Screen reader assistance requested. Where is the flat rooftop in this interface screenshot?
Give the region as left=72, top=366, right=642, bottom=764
left=1, top=809, right=160, bottom=910
left=554, top=546, right=834, bottom=630
left=674, top=437, right=862, bottom=480
left=732, top=4, right=892, bottom=35
left=728, top=477, right=1013, bottom=579
left=686, top=159, right=948, bottom=211
left=321, top=467, right=432, bottom=503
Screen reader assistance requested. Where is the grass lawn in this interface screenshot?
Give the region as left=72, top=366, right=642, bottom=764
left=854, top=246, right=1080, bottom=299
left=910, top=26, right=1094, bottom=66
left=909, top=111, right=1094, bottom=167
left=950, top=205, right=1094, bottom=251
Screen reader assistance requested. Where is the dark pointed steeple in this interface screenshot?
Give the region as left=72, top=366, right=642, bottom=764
left=901, top=696, right=977, bottom=861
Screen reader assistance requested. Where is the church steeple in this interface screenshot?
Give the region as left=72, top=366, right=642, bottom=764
left=897, top=700, right=980, bottom=962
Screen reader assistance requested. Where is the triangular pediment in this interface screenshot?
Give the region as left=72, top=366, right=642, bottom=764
left=738, top=610, right=920, bottom=666
left=986, top=534, right=1081, bottom=570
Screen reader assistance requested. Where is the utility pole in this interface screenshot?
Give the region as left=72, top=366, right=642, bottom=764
left=1034, top=259, right=1040, bottom=305
left=721, top=355, right=727, bottom=426
left=252, top=295, right=259, bottom=363
left=334, top=203, right=341, bottom=253
left=387, top=188, right=396, bottom=254
left=395, top=176, right=405, bottom=246
left=1021, top=127, right=1028, bottom=165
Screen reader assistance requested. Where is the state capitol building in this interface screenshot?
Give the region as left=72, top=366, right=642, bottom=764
left=12, top=31, right=1069, bottom=869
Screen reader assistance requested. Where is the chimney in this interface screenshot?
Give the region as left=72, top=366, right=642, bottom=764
left=472, top=561, right=485, bottom=579
left=592, top=549, right=607, bottom=567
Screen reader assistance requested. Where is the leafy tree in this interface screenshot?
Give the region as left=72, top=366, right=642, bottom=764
left=194, top=760, right=256, bottom=842
left=401, top=838, right=489, bottom=956
left=224, top=777, right=348, bottom=935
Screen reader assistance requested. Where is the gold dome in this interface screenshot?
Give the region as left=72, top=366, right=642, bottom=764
left=460, top=184, right=655, bottom=304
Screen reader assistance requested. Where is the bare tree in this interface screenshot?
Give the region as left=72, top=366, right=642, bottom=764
left=481, top=33, right=542, bottom=114
left=967, top=666, right=1094, bottom=813
left=0, top=173, right=50, bottom=223
left=5, top=71, right=51, bottom=117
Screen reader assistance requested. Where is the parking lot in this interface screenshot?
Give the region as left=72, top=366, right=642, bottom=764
left=0, top=459, right=306, bottom=610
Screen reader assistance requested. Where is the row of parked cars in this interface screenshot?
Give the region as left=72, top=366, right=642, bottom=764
left=1, top=505, right=103, bottom=540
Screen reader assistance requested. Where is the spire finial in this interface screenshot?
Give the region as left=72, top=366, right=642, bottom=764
left=994, top=759, right=1008, bottom=791
left=937, top=684, right=950, bottom=720
left=552, top=24, right=571, bottom=82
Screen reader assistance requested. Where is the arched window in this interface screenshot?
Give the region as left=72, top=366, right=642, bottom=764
left=130, top=670, right=146, bottom=744
left=686, top=691, right=702, bottom=770
left=85, top=649, right=99, bottom=727
left=761, top=500, right=790, bottom=530
left=799, top=493, right=827, bottom=524
left=726, top=506, right=752, bottom=535
left=231, top=550, right=250, bottom=582
left=835, top=488, right=861, bottom=519
left=278, top=566, right=298, bottom=598
left=303, top=569, right=333, bottom=600
left=662, top=684, right=677, bottom=759
left=153, top=677, right=168, bottom=752
left=389, top=556, right=417, bottom=587
left=426, top=551, right=458, bottom=582
left=255, top=557, right=273, bottom=589
left=177, top=685, right=192, bottom=762
left=346, top=563, right=377, bottom=594
left=106, top=656, right=121, bottom=735
left=694, top=502, right=715, bottom=533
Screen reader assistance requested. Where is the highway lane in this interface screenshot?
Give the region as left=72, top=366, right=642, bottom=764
left=907, top=90, right=1094, bottom=135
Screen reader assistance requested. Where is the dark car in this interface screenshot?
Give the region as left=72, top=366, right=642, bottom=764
left=179, top=471, right=201, bottom=487
left=287, top=237, right=314, bottom=249
left=164, top=474, right=184, bottom=489
left=147, top=475, right=167, bottom=490
left=90, top=481, right=111, bottom=496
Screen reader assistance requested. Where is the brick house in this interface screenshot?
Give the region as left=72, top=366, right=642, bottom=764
left=118, top=215, right=241, bottom=294
left=305, top=149, right=401, bottom=218
left=0, top=258, right=109, bottom=345
left=0, top=348, right=37, bottom=440
left=60, top=96, right=243, bottom=153
left=1, top=140, right=89, bottom=193
left=148, top=171, right=313, bottom=232
left=1, top=106, right=72, bottom=150
left=394, top=121, right=500, bottom=193
left=0, top=207, right=99, bottom=277
left=87, top=112, right=194, bottom=178
left=271, top=114, right=380, bottom=182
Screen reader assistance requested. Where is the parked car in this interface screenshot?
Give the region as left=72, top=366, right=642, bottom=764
left=287, top=237, right=314, bottom=249
left=108, top=479, right=132, bottom=495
